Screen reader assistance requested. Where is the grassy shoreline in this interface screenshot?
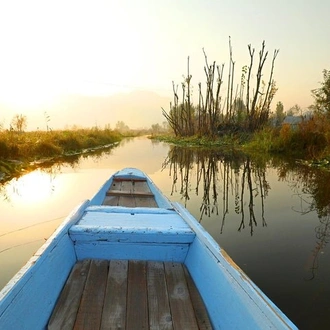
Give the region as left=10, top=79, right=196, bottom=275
left=0, top=128, right=123, bottom=160
left=151, top=127, right=330, bottom=169
left=0, top=128, right=123, bottom=182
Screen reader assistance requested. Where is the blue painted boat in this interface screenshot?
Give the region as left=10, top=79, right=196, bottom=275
left=0, top=168, right=297, bottom=329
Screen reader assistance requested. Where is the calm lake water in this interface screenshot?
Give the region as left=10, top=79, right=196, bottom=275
left=1, top=136, right=329, bottom=329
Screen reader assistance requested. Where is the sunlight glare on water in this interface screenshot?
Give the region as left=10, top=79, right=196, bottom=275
left=6, top=170, right=57, bottom=205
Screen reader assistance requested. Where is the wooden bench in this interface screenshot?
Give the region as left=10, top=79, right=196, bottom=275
left=48, top=259, right=213, bottom=329
left=102, top=178, right=157, bottom=207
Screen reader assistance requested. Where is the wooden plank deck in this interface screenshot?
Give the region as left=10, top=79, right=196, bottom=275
left=48, top=260, right=213, bottom=330
left=103, top=179, right=157, bottom=208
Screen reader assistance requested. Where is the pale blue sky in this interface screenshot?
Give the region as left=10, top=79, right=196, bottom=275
left=0, top=0, right=329, bottom=127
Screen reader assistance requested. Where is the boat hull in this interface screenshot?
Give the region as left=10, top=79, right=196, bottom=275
left=0, top=168, right=297, bottom=329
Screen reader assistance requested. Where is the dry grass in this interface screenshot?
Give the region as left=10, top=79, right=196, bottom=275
left=245, top=113, right=330, bottom=159
left=0, top=128, right=122, bottom=160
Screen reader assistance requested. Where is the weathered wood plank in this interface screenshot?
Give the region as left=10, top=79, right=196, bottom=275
left=113, top=178, right=147, bottom=182
left=103, top=195, right=156, bottom=207
left=106, top=190, right=154, bottom=197
left=73, top=260, right=108, bottom=330
left=49, top=260, right=212, bottom=330
left=133, top=181, right=151, bottom=193
left=183, top=266, right=213, bottom=329
left=104, top=178, right=155, bottom=207
left=102, top=195, right=119, bottom=206
left=101, top=260, right=128, bottom=330
left=48, top=259, right=90, bottom=330
left=147, top=262, right=173, bottom=330
left=118, top=196, right=136, bottom=207
left=127, top=261, right=148, bottom=329
left=109, top=180, right=122, bottom=192
left=165, top=262, right=199, bottom=330
left=135, top=197, right=158, bottom=207
left=121, top=180, right=134, bottom=192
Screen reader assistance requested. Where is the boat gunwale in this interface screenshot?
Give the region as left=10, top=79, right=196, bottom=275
left=174, top=202, right=297, bottom=329
left=0, top=200, right=89, bottom=305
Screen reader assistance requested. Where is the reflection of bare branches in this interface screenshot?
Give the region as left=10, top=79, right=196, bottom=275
left=199, top=157, right=219, bottom=221
left=246, top=158, right=257, bottom=236
left=279, top=162, right=330, bottom=217
left=220, top=162, right=229, bottom=233
left=258, top=168, right=269, bottom=227
left=278, top=164, right=330, bottom=280
left=162, top=155, right=179, bottom=197
left=0, top=184, right=10, bottom=202
left=181, top=162, right=190, bottom=205
left=291, top=192, right=314, bottom=215
left=170, top=161, right=178, bottom=196
left=237, top=158, right=269, bottom=235
left=162, top=147, right=193, bottom=206
left=305, top=211, right=330, bottom=280
left=163, top=146, right=270, bottom=234
left=238, top=162, right=247, bottom=232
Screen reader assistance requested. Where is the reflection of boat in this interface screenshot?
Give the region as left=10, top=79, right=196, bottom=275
left=0, top=168, right=296, bottom=329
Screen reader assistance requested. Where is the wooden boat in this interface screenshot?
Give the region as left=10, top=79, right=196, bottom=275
left=0, top=168, right=297, bottom=329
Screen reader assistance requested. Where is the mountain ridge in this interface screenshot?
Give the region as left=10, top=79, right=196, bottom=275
left=0, top=90, right=171, bottom=130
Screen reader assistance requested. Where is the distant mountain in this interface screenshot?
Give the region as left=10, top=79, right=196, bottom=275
left=0, top=90, right=171, bottom=130
left=48, top=90, right=171, bottom=130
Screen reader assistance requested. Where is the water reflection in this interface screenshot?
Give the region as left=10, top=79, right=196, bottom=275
left=163, top=145, right=330, bottom=286
left=162, top=146, right=270, bottom=235
left=0, top=143, right=121, bottom=289
left=278, top=164, right=330, bottom=281
left=1, top=157, right=78, bottom=204
left=306, top=211, right=330, bottom=280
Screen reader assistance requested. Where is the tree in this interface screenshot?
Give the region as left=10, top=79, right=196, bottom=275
left=312, top=69, right=330, bottom=114
left=151, top=123, right=161, bottom=135
left=275, top=101, right=285, bottom=124
left=115, top=121, right=129, bottom=133
left=287, top=104, right=301, bottom=116
left=11, top=114, right=27, bottom=132
left=245, top=42, right=279, bottom=131
left=162, top=121, right=169, bottom=131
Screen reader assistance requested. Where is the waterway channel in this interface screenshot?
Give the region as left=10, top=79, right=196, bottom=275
left=0, top=136, right=329, bottom=329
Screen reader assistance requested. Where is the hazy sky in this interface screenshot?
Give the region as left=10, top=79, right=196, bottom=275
left=0, top=0, right=329, bottom=128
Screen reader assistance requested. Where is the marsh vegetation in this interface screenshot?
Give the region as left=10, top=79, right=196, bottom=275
left=161, top=39, right=330, bottom=164
left=0, top=128, right=121, bottom=160
left=0, top=127, right=123, bottom=180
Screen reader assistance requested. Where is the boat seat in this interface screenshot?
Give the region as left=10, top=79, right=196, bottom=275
left=69, top=206, right=196, bottom=261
